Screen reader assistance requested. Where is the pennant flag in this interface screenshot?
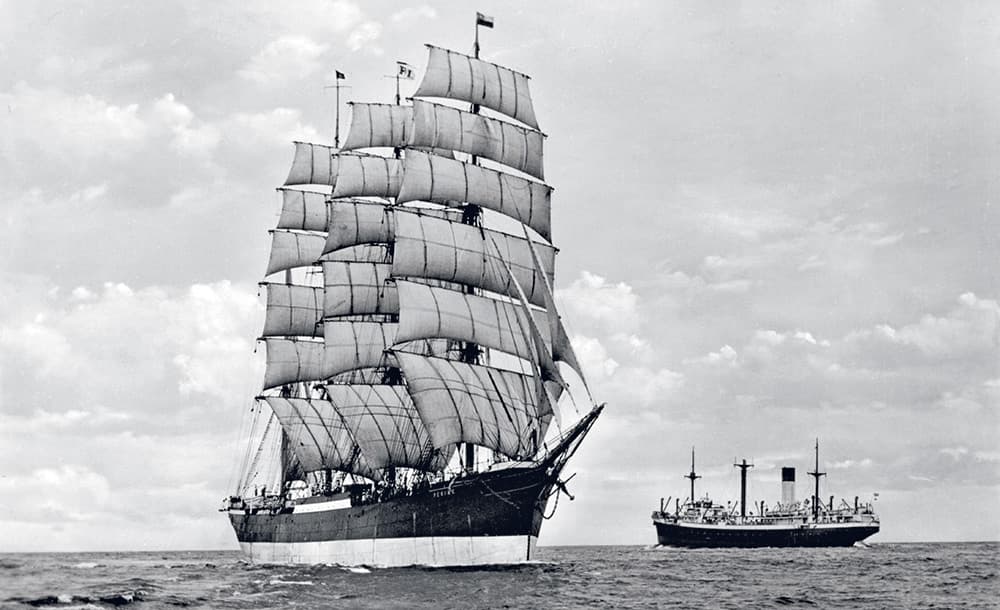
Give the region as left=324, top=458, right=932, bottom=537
left=335, top=70, right=346, bottom=80
left=397, top=62, right=414, bottom=80
left=476, top=12, right=494, bottom=28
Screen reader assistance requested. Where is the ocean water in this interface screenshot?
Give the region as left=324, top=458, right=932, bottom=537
left=0, top=543, right=996, bottom=609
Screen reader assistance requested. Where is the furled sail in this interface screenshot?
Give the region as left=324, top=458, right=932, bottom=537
left=391, top=213, right=556, bottom=307
left=414, top=45, right=539, bottom=129
left=331, top=153, right=402, bottom=199
left=263, top=396, right=379, bottom=480
left=394, top=280, right=550, bottom=361
left=284, top=142, right=337, bottom=187
left=327, top=244, right=393, bottom=263
left=262, top=338, right=326, bottom=389
left=395, top=352, right=550, bottom=459
left=325, top=384, right=452, bottom=472
left=276, top=189, right=330, bottom=232
left=322, top=261, right=398, bottom=317
left=341, top=103, right=411, bottom=151
left=409, top=100, right=545, bottom=180
left=396, top=150, right=551, bottom=240
left=261, top=283, right=323, bottom=337
left=325, top=199, right=461, bottom=254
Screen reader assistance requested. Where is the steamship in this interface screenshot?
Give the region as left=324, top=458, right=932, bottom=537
left=651, top=441, right=879, bottom=548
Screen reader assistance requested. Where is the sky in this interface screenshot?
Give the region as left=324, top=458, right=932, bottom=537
left=0, top=1, right=997, bottom=551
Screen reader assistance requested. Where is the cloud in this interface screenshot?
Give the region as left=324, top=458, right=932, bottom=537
left=0, top=277, right=262, bottom=423
left=557, top=271, right=640, bottom=334
left=0, top=465, right=111, bottom=523
left=702, top=209, right=800, bottom=241
left=845, top=292, right=1000, bottom=362
left=684, top=344, right=738, bottom=365
left=557, top=273, right=684, bottom=409
left=347, top=22, right=383, bottom=52
left=390, top=6, right=437, bottom=24
left=0, top=82, right=147, bottom=165
left=238, top=35, right=329, bottom=84
left=153, top=93, right=221, bottom=157
left=227, top=107, right=321, bottom=148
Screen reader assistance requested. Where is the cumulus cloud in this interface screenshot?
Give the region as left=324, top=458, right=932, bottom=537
left=347, top=22, right=383, bottom=52
left=227, top=107, right=321, bottom=148
left=557, top=272, right=683, bottom=410
left=844, top=292, right=1000, bottom=363
left=684, top=344, right=738, bottom=365
left=238, top=35, right=329, bottom=84
left=557, top=271, right=640, bottom=334
left=0, top=275, right=262, bottom=549
left=0, top=277, right=262, bottom=422
left=0, top=82, right=147, bottom=164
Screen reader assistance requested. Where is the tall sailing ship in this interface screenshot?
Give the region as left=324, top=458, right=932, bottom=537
left=224, top=16, right=603, bottom=567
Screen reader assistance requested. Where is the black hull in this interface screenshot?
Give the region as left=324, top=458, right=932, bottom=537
left=226, top=405, right=602, bottom=565
left=654, top=520, right=879, bottom=548
left=230, top=463, right=554, bottom=544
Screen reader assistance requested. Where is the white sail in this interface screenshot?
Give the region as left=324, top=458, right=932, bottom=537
left=409, top=100, right=545, bottom=180
left=525, top=233, right=590, bottom=390
left=395, top=352, right=549, bottom=459
left=276, top=189, right=330, bottom=232
left=325, top=384, right=452, bottom=472
left=261, top=283, right=323, bottom=337
left=414, top=45, right=539, bottom=129
left=267, top=231, right=391, bottom=277
left=324, top=199, right=461, bottom=254
left=341, top=103, right=411, bottom=151
left=325, top=199, right=393, bottom=254
left=284, top=142, right=337, bottom=187
left=395, top=280, right=551, bottom=361
left=262, top=338, right=326, bottom=389
left=265, top=230, right=326, bottom=276
left=323, top=321, right=397, bottom=378
left=498, top=253, right=568, bottom=395
left=263, top=396, right=379, bottom=480
left=331, top=153, right=402, bottom=199
left=322, top=261, right=398, bottom=317
left=391, top=213, right=556, bottom=307
left=265, top=321, right=425, bottom=388
left=396, top=150, right=551, bottom=240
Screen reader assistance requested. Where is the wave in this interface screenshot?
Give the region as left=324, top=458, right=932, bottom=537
left=4, top=590, right=143, bottom=607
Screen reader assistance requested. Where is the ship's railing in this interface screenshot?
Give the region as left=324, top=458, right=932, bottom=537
left=654, top=499, right=879, bottom=526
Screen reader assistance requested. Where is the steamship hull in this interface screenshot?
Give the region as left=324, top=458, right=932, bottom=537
left=653, top=518, right=879, bottom=548
left=229, top=462, right=555, bottom=567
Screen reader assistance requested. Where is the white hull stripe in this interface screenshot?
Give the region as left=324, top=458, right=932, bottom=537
left=240, top=535, right=537, bottom=567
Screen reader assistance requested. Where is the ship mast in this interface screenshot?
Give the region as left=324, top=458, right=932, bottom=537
left=458, top=11, right=495, bottom=474
left=324, top=70, right=347, bottom=148
left=684, top=447, right=701, bottom=504
left=807, top=438, right=826, bottom=522
left=733, top=458, right=753, bottom=520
